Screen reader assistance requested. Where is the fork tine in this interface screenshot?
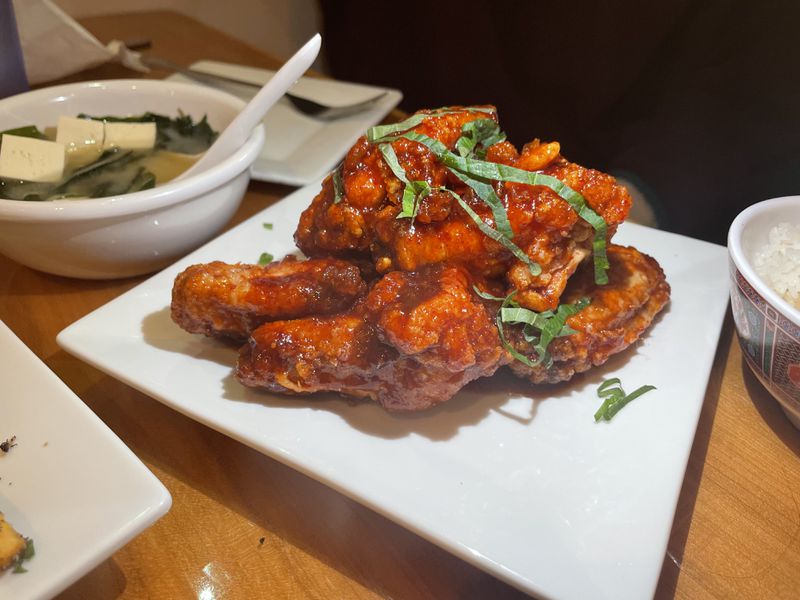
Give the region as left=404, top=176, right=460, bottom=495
left=287, top=91, right=388, bottom=120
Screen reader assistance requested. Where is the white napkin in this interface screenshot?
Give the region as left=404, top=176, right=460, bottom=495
left=12, top=0, right=147, bottom=85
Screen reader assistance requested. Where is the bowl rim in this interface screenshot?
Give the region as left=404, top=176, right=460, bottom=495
left=728, top=194, right=800, bottom=328
left=0, top=79, right=265, bottom=222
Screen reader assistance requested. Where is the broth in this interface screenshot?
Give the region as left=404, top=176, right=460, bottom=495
left=0, top=112, right=217, bottom=201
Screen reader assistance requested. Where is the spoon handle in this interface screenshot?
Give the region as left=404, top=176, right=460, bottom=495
left=182, top=33, right=321, bottom=178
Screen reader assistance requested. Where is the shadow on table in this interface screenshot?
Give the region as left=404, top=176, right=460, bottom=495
left=653, top=312, right=733, bottom=599
left=221, top=366, right=588, bottom=442
left=50, top=556, right=126, bottom=600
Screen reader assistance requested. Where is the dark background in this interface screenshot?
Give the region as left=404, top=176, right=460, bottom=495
left=320, top=0, right=800, bottom=244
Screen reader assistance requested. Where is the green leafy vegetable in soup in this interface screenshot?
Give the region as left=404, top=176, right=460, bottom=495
left=82, top=112, right=218, bottom=155
left=0, top=112, right=218, bottom=201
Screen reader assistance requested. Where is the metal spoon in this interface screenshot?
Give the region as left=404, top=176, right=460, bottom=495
left=177, top=33, right=321, bottom=181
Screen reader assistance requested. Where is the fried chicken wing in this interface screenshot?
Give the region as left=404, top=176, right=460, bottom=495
left=171, top=257, right=368, bottom=340
left=295, top=107, right=632, bottom=311
left=236, top=265, right=506, bottom=411
left=507, top=245, right=670, bottom=384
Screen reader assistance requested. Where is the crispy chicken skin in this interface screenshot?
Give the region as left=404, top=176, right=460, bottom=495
left=295, top=107, right=632, bottom=312
left=171, top=256, right=367, bottom=341
left=236, top=265, right=506, bottom=411
left=507, top=245, right=671, bottom=384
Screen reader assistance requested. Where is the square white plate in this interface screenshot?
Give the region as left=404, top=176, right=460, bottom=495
left=168, top=61, right=402, bottom=185
left=0, top=322, right=171, bottom=600
left=57, top=184, right=729, bottom=600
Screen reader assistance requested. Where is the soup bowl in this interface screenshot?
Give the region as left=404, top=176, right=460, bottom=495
left=728, top=195, right=800, bottom=428
left=0, top=79, right=265, bottom=279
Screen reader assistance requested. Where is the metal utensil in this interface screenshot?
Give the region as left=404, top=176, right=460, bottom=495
left=141, top=55, right=387, bottom=120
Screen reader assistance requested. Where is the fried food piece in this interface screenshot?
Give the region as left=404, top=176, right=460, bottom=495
left=295, top=106, right=631, bottom=311
left=507, top=245, right=670, bottom=383
left=171, top=256, right=368, bottom=341
left=236, top=265, right=506, bottom=411
left=0, top=512, right=26, bottom=572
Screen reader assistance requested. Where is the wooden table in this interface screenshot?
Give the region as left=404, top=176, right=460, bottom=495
left=2, top=11, right=798, bottom=600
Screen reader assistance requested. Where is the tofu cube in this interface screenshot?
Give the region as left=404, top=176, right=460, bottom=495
left=56, top=116, right=105, bottom=150
left=103, top=122, right=157, bottom=150
left=0, top=134, right=65, bottom=182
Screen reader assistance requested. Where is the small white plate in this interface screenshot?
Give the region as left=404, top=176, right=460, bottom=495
left=168, top=61, right=402, bottom=185
left=0, top=322, right=171, bottom=600
left=57, top=184, right=729, bottom=600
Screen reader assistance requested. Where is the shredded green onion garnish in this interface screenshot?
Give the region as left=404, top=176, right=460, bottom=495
left=366, top=106, right=496, bottom=143
left=12, top=538, right=34, bottom=574
left=502, top=297, right=590, bottom=367
left=258, top=252, right=274, bottom=265
left=332, top=164, right=344, bottom=204
left=445, top=181, right=540, bottom=275
left=378, top=143, right=427, bottom=220
left=262, top=222, right=273, bottom=230
left=448, top=165, right=515, bottom=240
left=474, top=287, right=588, bottom=367
left=456, top=118, right=506, bottom=158
left=593, top=378, right=656, bottom=421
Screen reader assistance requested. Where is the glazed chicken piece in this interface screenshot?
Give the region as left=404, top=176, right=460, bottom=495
left=171, top=105, right=670, bottom=411
left=171, top=256, right=368, bottom=341
left=295, top=106, right=631, bottom=312
left=236, top=264, right=507, bottom=411
left=507, top=245, right=670, bottom=384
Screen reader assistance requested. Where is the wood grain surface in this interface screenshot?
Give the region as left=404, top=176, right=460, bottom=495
left=0, top=11, right=797, bottom=600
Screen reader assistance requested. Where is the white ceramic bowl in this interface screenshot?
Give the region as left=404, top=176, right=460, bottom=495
left=728, top=195, right=800, bottom=428
left=0, top=79, right=265, bottom=279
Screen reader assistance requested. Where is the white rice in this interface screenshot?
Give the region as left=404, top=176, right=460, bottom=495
left=754, top=222, right=800, bottom=309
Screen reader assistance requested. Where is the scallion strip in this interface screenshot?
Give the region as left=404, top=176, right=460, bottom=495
left=366, top=106, right=496, bottom=143
left=472, top=286, right=509, bottom=303
left=448, top=167, right=515, bottom=240
left=332, top=164, right=344, bottom=204
left=500, top=297, right=589, bottom=367
left=473, top=285, right=588, bottom=368
left=593, top=378, right=656, bottom=421
left=456, top=118, right=506, bottom=158
left=604, top=385, right=656, bottom=419
left=378, top=143, right=421, bottom=219
left=367, top=113, right=430, bottom=143
left=441, top=187, right=541, bottom=275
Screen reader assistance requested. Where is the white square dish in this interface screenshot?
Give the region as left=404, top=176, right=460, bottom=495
left=57, top=183, right=729, bottom=600
left=0, top=321, right=171, bottom=600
